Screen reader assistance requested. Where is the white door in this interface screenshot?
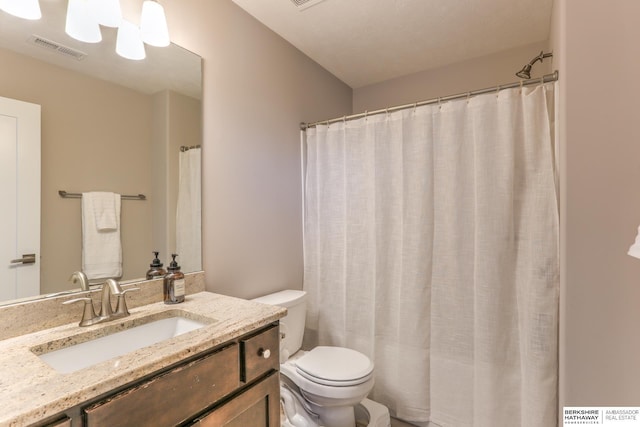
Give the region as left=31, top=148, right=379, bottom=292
left=0, top=96, right=40, bottom=301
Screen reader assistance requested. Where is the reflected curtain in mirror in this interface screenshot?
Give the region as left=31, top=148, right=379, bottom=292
left=176, top=146, right=202, bottom=273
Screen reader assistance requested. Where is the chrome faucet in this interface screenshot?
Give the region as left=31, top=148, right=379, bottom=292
left=98, top=278, right=122, bottom=319
left=64, top=275, right=139, bottom=327
left=98, top=278, right=140, bottom=319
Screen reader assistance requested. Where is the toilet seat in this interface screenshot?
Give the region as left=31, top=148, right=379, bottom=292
left=295, top=346, right=374, bottom=387
left=281, top=362, right=375, bottom=403
left=296, top=368, right=374, bottom=387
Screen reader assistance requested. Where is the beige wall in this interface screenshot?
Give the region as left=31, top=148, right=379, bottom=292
left=161, top=0, right=352, bottom=299
left=0, top=47, right=154, bottom=294
left=556, top=0, right=640, bottom=408
left=353, top=41, right=551, bottom=113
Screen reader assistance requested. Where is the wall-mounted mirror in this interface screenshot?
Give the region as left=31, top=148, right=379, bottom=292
left=0, top=1, right=202, bottom=306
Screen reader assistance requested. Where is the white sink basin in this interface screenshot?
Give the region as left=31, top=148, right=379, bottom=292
left=35, top=315, right=209, bottom=374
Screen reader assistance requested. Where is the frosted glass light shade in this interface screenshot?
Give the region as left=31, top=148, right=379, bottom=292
left=116, top=20, right=146, bottom=60
left=66, top=0, right=102, bottom=43
left=140, top=0, right=169, bottom=47
left=92, top=0, right=122, bottom=28
left=0, top=0, right=42, bottom=20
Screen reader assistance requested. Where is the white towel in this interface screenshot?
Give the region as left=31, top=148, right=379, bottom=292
left=89, top=192, right=118, bottom=231
left=82, top=192, right=122, bottom=280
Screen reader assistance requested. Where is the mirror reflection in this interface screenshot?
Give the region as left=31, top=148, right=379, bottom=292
left=0, top=1, right=202, bottom=306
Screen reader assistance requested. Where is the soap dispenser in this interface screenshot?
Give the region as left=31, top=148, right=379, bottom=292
left=146, top=251, right=167, bottom=280
left=163, top=253, right=185, bottom=304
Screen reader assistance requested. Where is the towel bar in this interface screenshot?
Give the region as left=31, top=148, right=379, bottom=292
left=58, top=190, right=146, bottom=200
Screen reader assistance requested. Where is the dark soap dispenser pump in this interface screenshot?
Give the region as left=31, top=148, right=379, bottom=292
left=146, top=251, right=167, bottom=280
left=163, top=253, right=185, bottom=304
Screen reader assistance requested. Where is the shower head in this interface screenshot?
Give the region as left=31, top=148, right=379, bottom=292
left=516, top=64, right=533, bottom=79
left=516, top=51, right=553, bottom=80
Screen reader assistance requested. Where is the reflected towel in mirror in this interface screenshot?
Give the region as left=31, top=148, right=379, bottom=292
left=82, top=192, right=122, bottom=280
left=87, top=192, right=118, bottom=231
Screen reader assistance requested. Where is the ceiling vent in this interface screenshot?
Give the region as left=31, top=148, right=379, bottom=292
left=29, top=35, right=87, bottom=61
left=290, top=0, right=327, bottom=11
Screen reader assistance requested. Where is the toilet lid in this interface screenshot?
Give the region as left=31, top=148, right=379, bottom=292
left=295, top=346, right=374, bottom=386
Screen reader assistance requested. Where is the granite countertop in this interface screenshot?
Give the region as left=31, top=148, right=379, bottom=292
left=0, top=291, right=286, bottom=426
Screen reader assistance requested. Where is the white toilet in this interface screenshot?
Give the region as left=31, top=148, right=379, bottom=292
left=253, top=290, right=390, bottom=427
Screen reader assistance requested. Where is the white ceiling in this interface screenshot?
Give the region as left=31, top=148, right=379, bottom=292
left=232, top=0, right=553, bottom=89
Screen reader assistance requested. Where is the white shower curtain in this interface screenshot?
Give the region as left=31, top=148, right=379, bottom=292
left=303, top=84, right=559, bottom=426
left=176, top=147, right=202, bottom=273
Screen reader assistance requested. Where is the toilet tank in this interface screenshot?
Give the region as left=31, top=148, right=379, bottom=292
left=252, top=290, right=306, bottom=361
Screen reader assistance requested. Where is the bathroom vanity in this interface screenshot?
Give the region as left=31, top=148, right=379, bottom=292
left=0, top=290, right=285, bottom=426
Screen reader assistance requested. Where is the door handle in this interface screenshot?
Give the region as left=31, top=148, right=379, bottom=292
left=10, top=254, right=36, bottom=265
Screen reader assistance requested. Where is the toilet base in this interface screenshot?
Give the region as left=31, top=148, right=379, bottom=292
left=356, top=398, right=391, bottom=427
left=281, top=391, right=390, bottom=427
left=312, top=404, right=355, bottom=427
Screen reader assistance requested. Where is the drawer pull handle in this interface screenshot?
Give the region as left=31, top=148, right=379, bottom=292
left=258, top=348, right=271, bottom=359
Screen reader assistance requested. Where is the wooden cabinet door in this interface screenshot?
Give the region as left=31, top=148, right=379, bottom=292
left=193, top=372, right=280, bottom=427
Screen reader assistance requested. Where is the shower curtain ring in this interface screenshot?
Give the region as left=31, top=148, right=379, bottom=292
left=496, top=85, right=501, bottom=97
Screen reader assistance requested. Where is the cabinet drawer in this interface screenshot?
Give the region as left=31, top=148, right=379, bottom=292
left=240, top=325, right=279, bottom=383
left=84, top=344, right=239, bottom=427
left=192, top=372, right=280, bottom=426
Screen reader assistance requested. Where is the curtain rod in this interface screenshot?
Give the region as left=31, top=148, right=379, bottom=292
left=300, top=70, right=559, bottom=130
left=58, top=190, right=146, bottom=200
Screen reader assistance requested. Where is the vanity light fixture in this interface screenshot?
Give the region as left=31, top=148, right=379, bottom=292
left=93, top=0, right=122, bottom=28
left=140, top=0, right=170, bottom=47
left=63, top=0, right=169, bottom=60
left=65, top=0, right=102, bottom=43
left=0, top=0, right=42, bottom=20
left=116, top=19, right=146, bottom=61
